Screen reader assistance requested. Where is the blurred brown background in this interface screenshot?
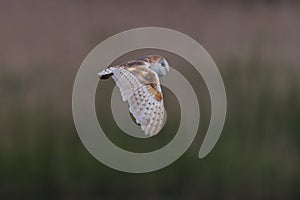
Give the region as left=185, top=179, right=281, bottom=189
left=0, top=0, right=300, bottom=199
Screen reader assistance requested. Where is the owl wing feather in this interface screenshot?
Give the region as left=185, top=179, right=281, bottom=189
left=99, top=62, right=165, bottom=136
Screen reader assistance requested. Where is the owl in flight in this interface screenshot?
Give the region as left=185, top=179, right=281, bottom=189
left=98, top=55, right=170, bottom=136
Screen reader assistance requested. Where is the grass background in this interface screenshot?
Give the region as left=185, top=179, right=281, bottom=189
left=0, top=0, right=300, bottom=199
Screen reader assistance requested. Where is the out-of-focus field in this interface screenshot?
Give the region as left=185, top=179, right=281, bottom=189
left=0, top=0, right=300, bottom=199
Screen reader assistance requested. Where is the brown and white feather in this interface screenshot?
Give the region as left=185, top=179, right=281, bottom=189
left=98, top=55, right=168, bottom=136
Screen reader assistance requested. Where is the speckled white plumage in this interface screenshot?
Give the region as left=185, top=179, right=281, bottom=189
left=98, top=55, right=169, bottom=136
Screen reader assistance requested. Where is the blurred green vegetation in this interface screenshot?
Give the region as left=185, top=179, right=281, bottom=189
left=1, top=57, right=299, bottom=199
left=0, top=0, right=300, bottom=199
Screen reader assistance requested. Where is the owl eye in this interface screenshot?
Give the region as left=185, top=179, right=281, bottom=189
left=161, top=62, right=166, bottom=67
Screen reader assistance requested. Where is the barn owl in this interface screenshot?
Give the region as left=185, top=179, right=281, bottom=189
left=98, top=55, right=170, bottom=136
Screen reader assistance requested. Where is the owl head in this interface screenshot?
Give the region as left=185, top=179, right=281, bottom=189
left=144, top=55, right=170, bottom=77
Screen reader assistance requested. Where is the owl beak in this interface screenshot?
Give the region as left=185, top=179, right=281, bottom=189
left=166, top=65, right=170, bottom=73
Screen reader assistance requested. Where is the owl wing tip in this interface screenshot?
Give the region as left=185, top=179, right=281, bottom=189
left=99, top=73, right=112, bottom=79
left=98, top=66, right=118, bottom=79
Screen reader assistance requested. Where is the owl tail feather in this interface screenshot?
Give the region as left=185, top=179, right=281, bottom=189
left=98, top=67, right=117, bottom=79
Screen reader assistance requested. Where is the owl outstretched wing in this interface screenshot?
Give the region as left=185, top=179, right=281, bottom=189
left=98, top=61, right=165, bottom=136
